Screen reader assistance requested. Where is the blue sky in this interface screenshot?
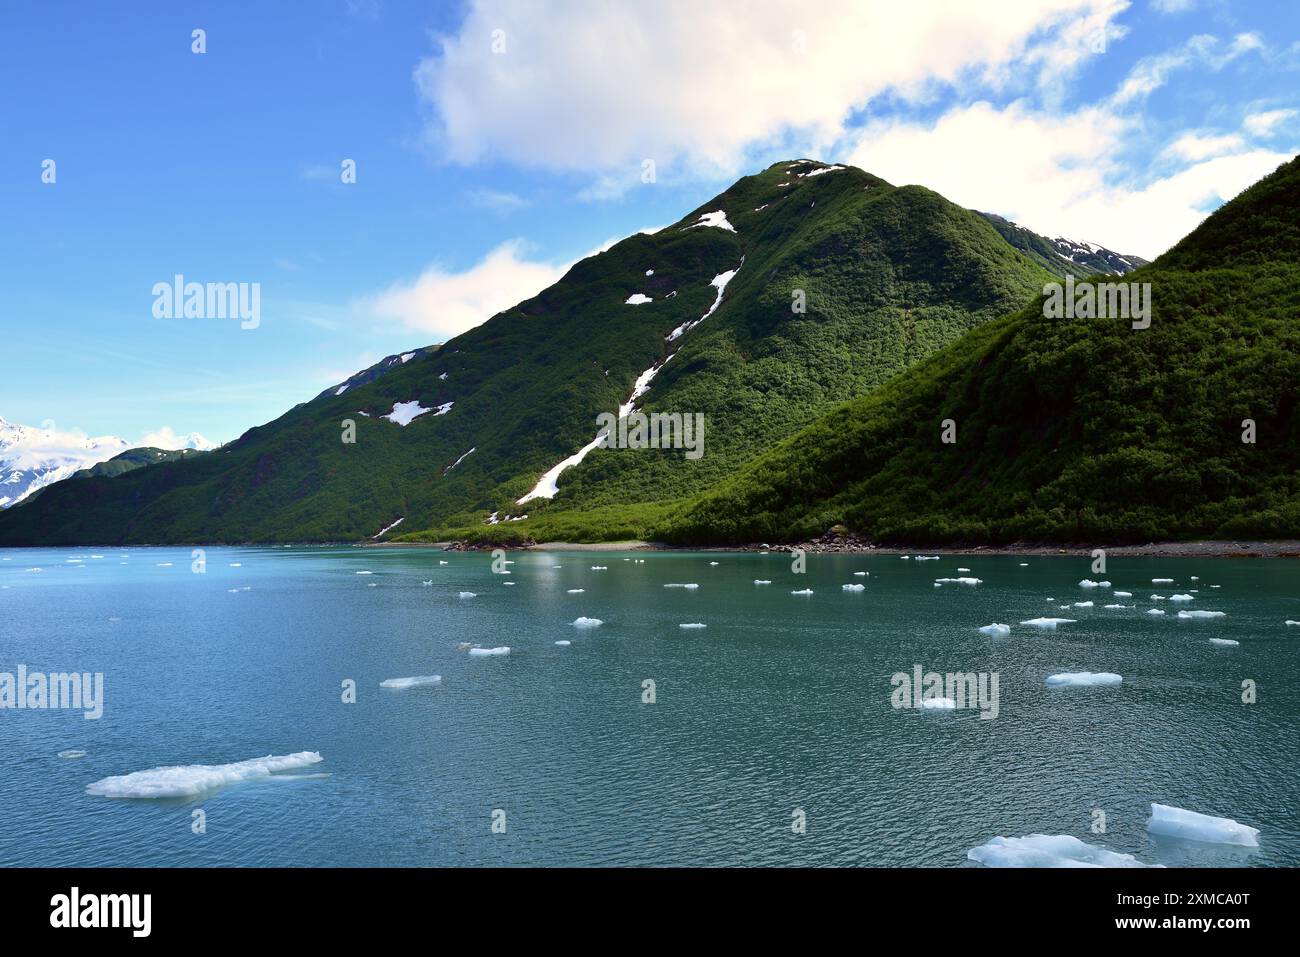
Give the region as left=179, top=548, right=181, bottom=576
left=2, top=0, right=1297, bottom=447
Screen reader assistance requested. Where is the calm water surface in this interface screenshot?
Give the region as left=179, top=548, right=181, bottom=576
left=0, top=546, right=1296, bottom=866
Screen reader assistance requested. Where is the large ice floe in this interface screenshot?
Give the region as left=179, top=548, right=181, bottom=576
left=1147, top=804, right=1259, bottom=846
left=86, top=752, right=323, bottom=799
left=1178, top=609, right=1225, bottom=619
left=380, top=675, right=441, bottom=689
left=468, top=646, right=510, bottom=656
left=978, top=623, right=1011, bottom=637
left=967, top=834, right=1159, bottom=868
left=1046, top=672, right=1122, bottom=687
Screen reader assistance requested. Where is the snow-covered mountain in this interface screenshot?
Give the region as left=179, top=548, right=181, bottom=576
left=0, top=416, right=217, bottom=507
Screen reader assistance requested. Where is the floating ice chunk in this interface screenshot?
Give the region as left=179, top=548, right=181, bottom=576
left=644, top=269, right=654, bottom=276
left=1078, top=579, right=1112, bottom=588
left=958, top=567, right=971, bottom=572
left=753, top=579, right=771, bottom=585
left=58, top=749, right=88, bottom=759
left=709, top=561, right=719, bottom=565
left=1152, top=578, right=1174, bottom=584
left=664, top=583, right=699, bottom=589
left=1046, top=672, right=1122, bottom=687
left=380, top=675, right=442, bottom=689
left=355, top=570, right=372, bottom=575
left=842, top=583, right=865, bottom=592
left=1114, top=591, right=1133, bottom=597
left=1190, top=576, right=1199, bottom=580
left=86, top=752, right=323, bottom=799
left=555, top=640, right=571, bottom=646
left=920, top=697, right=956, bottom=710
left=566, top=588, right=585, bottom=594
left=1103, top=604, right=1132, bottom=609
left=935, top=577, right=982, bottom=585
left=1147, top=804, right=1259, bottom=847
left=1020, top=618, right=1076, bottom=629
left=624, top=293, right=652, bottom=305
left=791, top=588, right=814, bottom=596
left=458, top=591, right=477, bottom=599
left=591, top=565, right=608, bottom=571
left=1147, top=608, right=1165, bottom=615
left=916, top=556, right=939, bottom=561
left=679, top=623, right=706, bottom=629
left=1208, top=638, right=1239, bottom=647
left=1073, top=601, right=1094, bottom=608
left=1178, top=610, right=1225, bottom=619
left=853, top=571, right=867, bottom=576
left=1169, top=594, right=1193, bottom=602
left=1150, top=594, right=1166, bottom=601
left=967, top=835, right=1157, bottom=868
left=503, top=581, right=515, bottom=586
left=572, top=617, right=603, bottom=628
left=900, top=555, right=910, bottom=560
left=1019, top=563, right=1029, bottom=566
left=468, top=646, right=510, bottom=656
left=1287, top=620, right=1300, bottom=626
left=979, top=623, right=1011, bottom=637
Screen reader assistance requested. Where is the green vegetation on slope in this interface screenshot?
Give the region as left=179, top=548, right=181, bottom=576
left=656, top=156, right=1300, bottom=545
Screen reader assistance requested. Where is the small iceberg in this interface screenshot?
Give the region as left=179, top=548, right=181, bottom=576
left=1169, top=594, right=1193, bottom=602
left=1152, top=578, right=1174, bottom=584
left=355, top=570, right=373, bottom=575
left=935, top=577, right=982, bottom=585
left=590, top=565, right=607, bottom=571
left=458, top=591, right=477, bottom=599
left=1178, top=610, right=1225, bottom=619
left=1020, top=617, right=1076, bottom=630
left=572, top=617, right=603, bottom=628
left=678, top=623, right=706, bottom=629
left=753, top=579, right=772, bottom=585
left=842, top=583, right=865, bottom=592
left=566, top=588, right=585, bottom=594
left=554, top=640, right=571, bottom=646
left=1286, top=620, right=1300, bottom=626
left=920, top=697, right=956, bottom=710
left=380, top=675, right=442, bottom=689
left=1114, top=591, right=1133, bottom=597
left=468, top=646, right=510, bottom=656
left=1103, top=604, right=1131, bottom=609
left=1147, top=608, right=1166, bottom=616
left=1046, top=672, right=1122, bottom=687
left=1073, top=601, right=1094, bottom=608
left=86, top=752, right=323, bottom=799
left=1208, top=638, right=1239, bottom=647
left=1078, top=580, right=1112, bottom=589
left=853, top=571, right=867, bottom=577
left=967, top=834, right=1157, bottom=868
left=978, top=623, right=1011, bottom=637
left=664, top=583, right=699, bottom=589
left=791, top=588, right=814, bottom=596
left=1147, top=804, right=1259, bottom=847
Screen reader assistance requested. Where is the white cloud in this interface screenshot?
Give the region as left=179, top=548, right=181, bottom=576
left=1164, top=131, right=1245, bottom=161
left=1244, top=108, right=1298, bottom=137
left=136, top=427, right=219, bottom=451
left=415, top=0, right=1122, bottom=182
left=360, top=239, right=567, bottom=338
left=466, top=188, right=531, bottom=215
left=1151, top=0, right=1195, bottom=13
left=844, top=99, right=1289, bottom=257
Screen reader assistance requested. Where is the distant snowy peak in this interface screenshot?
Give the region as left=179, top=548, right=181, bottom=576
left=0, top=417, right=129, bottom=508
left=0, top=417, right=216, bottom=508
left=1050, top=236, right=1149, bottom=274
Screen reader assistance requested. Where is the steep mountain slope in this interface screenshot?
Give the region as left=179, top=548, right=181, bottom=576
left=1, top=159, right=1114, bottom=545
left=660, top=155, right=1300, bottom=545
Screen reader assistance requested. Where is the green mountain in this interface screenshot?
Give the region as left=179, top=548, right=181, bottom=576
left=660, top=155, right=1300, bottom=545
left=0, top=159, right=1148, bottom=546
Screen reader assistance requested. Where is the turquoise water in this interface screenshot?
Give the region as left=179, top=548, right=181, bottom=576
left=0, top=546, right=1296, bottom=867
